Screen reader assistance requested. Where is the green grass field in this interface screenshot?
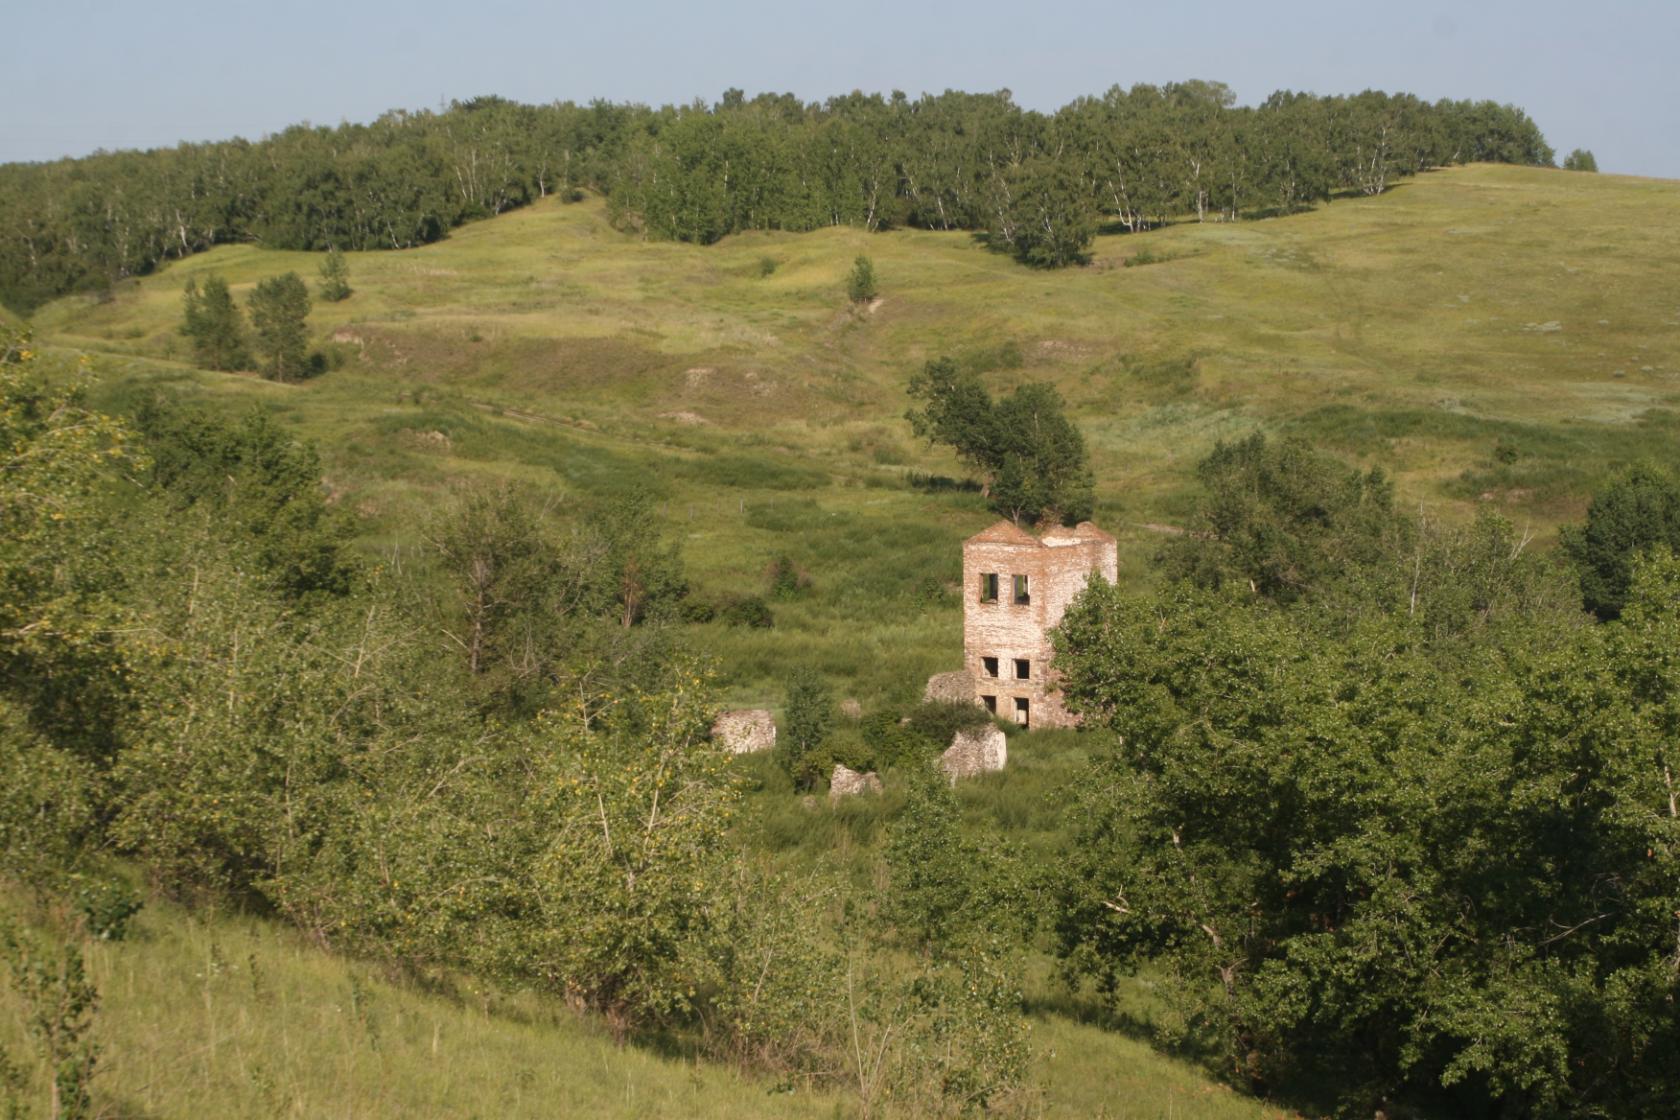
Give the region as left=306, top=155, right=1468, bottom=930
left=15, top=162, right=1680, bottom=1117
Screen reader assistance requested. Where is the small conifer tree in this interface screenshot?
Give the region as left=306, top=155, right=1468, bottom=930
left=248, top=273, right=312, bottom=382
left=318, top=247, right=352, bottom=301
left=846, top=255, right=877, bottom=304
left=179, top=275, right=249, bottom=371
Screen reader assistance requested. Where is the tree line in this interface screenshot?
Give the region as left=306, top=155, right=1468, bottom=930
left=0, top=84, right=1554, bottom=309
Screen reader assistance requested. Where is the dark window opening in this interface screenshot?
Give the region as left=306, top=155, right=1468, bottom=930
left=980, top=573, right=998, bottom=602
left=982, top=656, right=1000, bottom=678
left=1013, top=696, right=1030, bottom=727
left=1014, top=658, right=1030, bottom=680
left=1012, top=574, right=1030, bottom=605
left=981, top=694, right=997, bottom=713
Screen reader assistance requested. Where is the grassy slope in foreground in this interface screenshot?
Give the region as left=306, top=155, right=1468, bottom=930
left=0, top=891, right=1287, bottom=1120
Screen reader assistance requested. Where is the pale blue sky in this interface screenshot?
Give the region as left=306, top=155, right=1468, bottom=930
left=5, top=0, right=1675, bottom=177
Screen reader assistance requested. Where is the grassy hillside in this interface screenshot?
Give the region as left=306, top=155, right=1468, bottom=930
left=29, top=164, right=1680, bottom=710
left=0, top=869, right=1286, bottom=1120
left=19, top=163, right=1677, bottom=1118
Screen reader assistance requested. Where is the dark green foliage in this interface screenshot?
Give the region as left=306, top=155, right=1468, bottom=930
left=902, top=699, right=992, bottom=750
left=1, top=926, right=99, bottom=1120
left=780, top=669, right=833, bottom=790
left=846, top=255, right=877, bottom=303
left=1050, top=567, right=1679, bottom=1117
left=764, top=555, right=811, bottom=598
left=133, top=399, right=357, bottom=602
left=1560, top=463, right=1680, bottom=619
left=1562, top=148, right=1598, bottom=172
left=988, top=159, right=1095, bottom=268
left=1158, top=431, right=1402, bottom=604
left=885, top=766, right=1018, bottom=951
left=423, top=484, right=686, bottom=717
left=906, top=358, right=1094, bottom=525
left=717, top=594, right=774, bottom=628
left=989, top=382, right=1096, bottom=525
left=0, top=87, right=1554, bottom=309
left=71, top=878, right=142, bottom=943
left=247, top=272, right=312, bottom=381
left=317, top=247, right=352, bottom=301
left=0, top=705, right=99, bottom=893
left=0, top=335, right=136, bottom=767
left=179, top=275, right=249, bottom=371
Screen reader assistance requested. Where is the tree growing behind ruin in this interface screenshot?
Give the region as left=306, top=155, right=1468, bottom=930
left=905, top=357, right=1094, bottom=526
left=1156, top=431, right=1403, bottom=605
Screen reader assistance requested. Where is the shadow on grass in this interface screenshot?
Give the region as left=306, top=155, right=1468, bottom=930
left=907, top=471, right=981, bottom=493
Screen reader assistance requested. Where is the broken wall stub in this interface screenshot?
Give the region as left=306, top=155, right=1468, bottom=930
left=829, top=764, right=883, bottom=801
left=711, top=709, right=777, bottom=754
left=940, top=724, right=1008, bottom=782
left=923, top=669, right=978, bottom=705
left=961, top=520, right=1118, bottom=730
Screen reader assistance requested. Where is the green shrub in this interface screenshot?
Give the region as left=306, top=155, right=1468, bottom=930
left=846, top=256, right=877, bottom=304
left=765, top=555, right=812, bottom=599
left=73, top=877, right=143, bottom=942
left=780, top=669, right=833, bottom=790
left=904, top=700, right=991, bottom=749
left=718, top=595, right=774, bottom=628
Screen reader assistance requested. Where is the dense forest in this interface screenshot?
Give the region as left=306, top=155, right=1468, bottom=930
left=0, top=83, right=1552, bottom=310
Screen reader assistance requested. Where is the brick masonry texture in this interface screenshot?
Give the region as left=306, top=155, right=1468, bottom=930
left=962, top=521, right=1117, bottom=729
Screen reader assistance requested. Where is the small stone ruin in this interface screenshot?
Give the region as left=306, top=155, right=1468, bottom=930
left=923, top=669, right=977, bottom=706
left=829, top=763, right=883, bottom=801
left=710, top=709, right=776, bottom=754
left=940, top=724, right=1008, bottom=783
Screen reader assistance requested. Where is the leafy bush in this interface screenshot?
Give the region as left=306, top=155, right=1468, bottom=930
left=903, top=700, right=991, bottom=749
left=780, top=669, right=833, bottom=790
left=73, top=878, right=143, bottom=942
left=764, top=555, right=812, bottom=598
left=1562, top=148, right=1598, bottom=172
left=718, top=594, right=774, bottom=628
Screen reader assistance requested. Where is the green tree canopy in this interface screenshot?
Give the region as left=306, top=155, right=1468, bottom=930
left=905, top=357, right=1094, bottom=525
left=247, top=272, right=312, bottom=381
left=1049, top=572, right=1680, bottom=1116
left=1562, top=148, right=1598, bottom=172
left=1157, top=431, right=1403, bottom=604
left=846, top=254, right=877, bottom=303
left=179, top=274, right=248, bottom=371
left=1560, top=462, right=1680, bottom=619
left=317, top=246, right=352, bottom=301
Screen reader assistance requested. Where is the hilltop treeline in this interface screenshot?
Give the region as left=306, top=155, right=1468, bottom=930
left=0, top=83, right=1552, bottom=309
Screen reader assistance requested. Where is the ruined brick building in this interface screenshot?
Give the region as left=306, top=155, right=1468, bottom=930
left=961, top=520, right=1117, bottom=729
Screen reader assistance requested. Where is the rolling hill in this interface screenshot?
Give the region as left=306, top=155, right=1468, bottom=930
left=28, top=162, right=1680, bottom=709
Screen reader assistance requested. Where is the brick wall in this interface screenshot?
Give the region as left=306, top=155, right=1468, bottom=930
left=961, top=521, right=1117, bottom=729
